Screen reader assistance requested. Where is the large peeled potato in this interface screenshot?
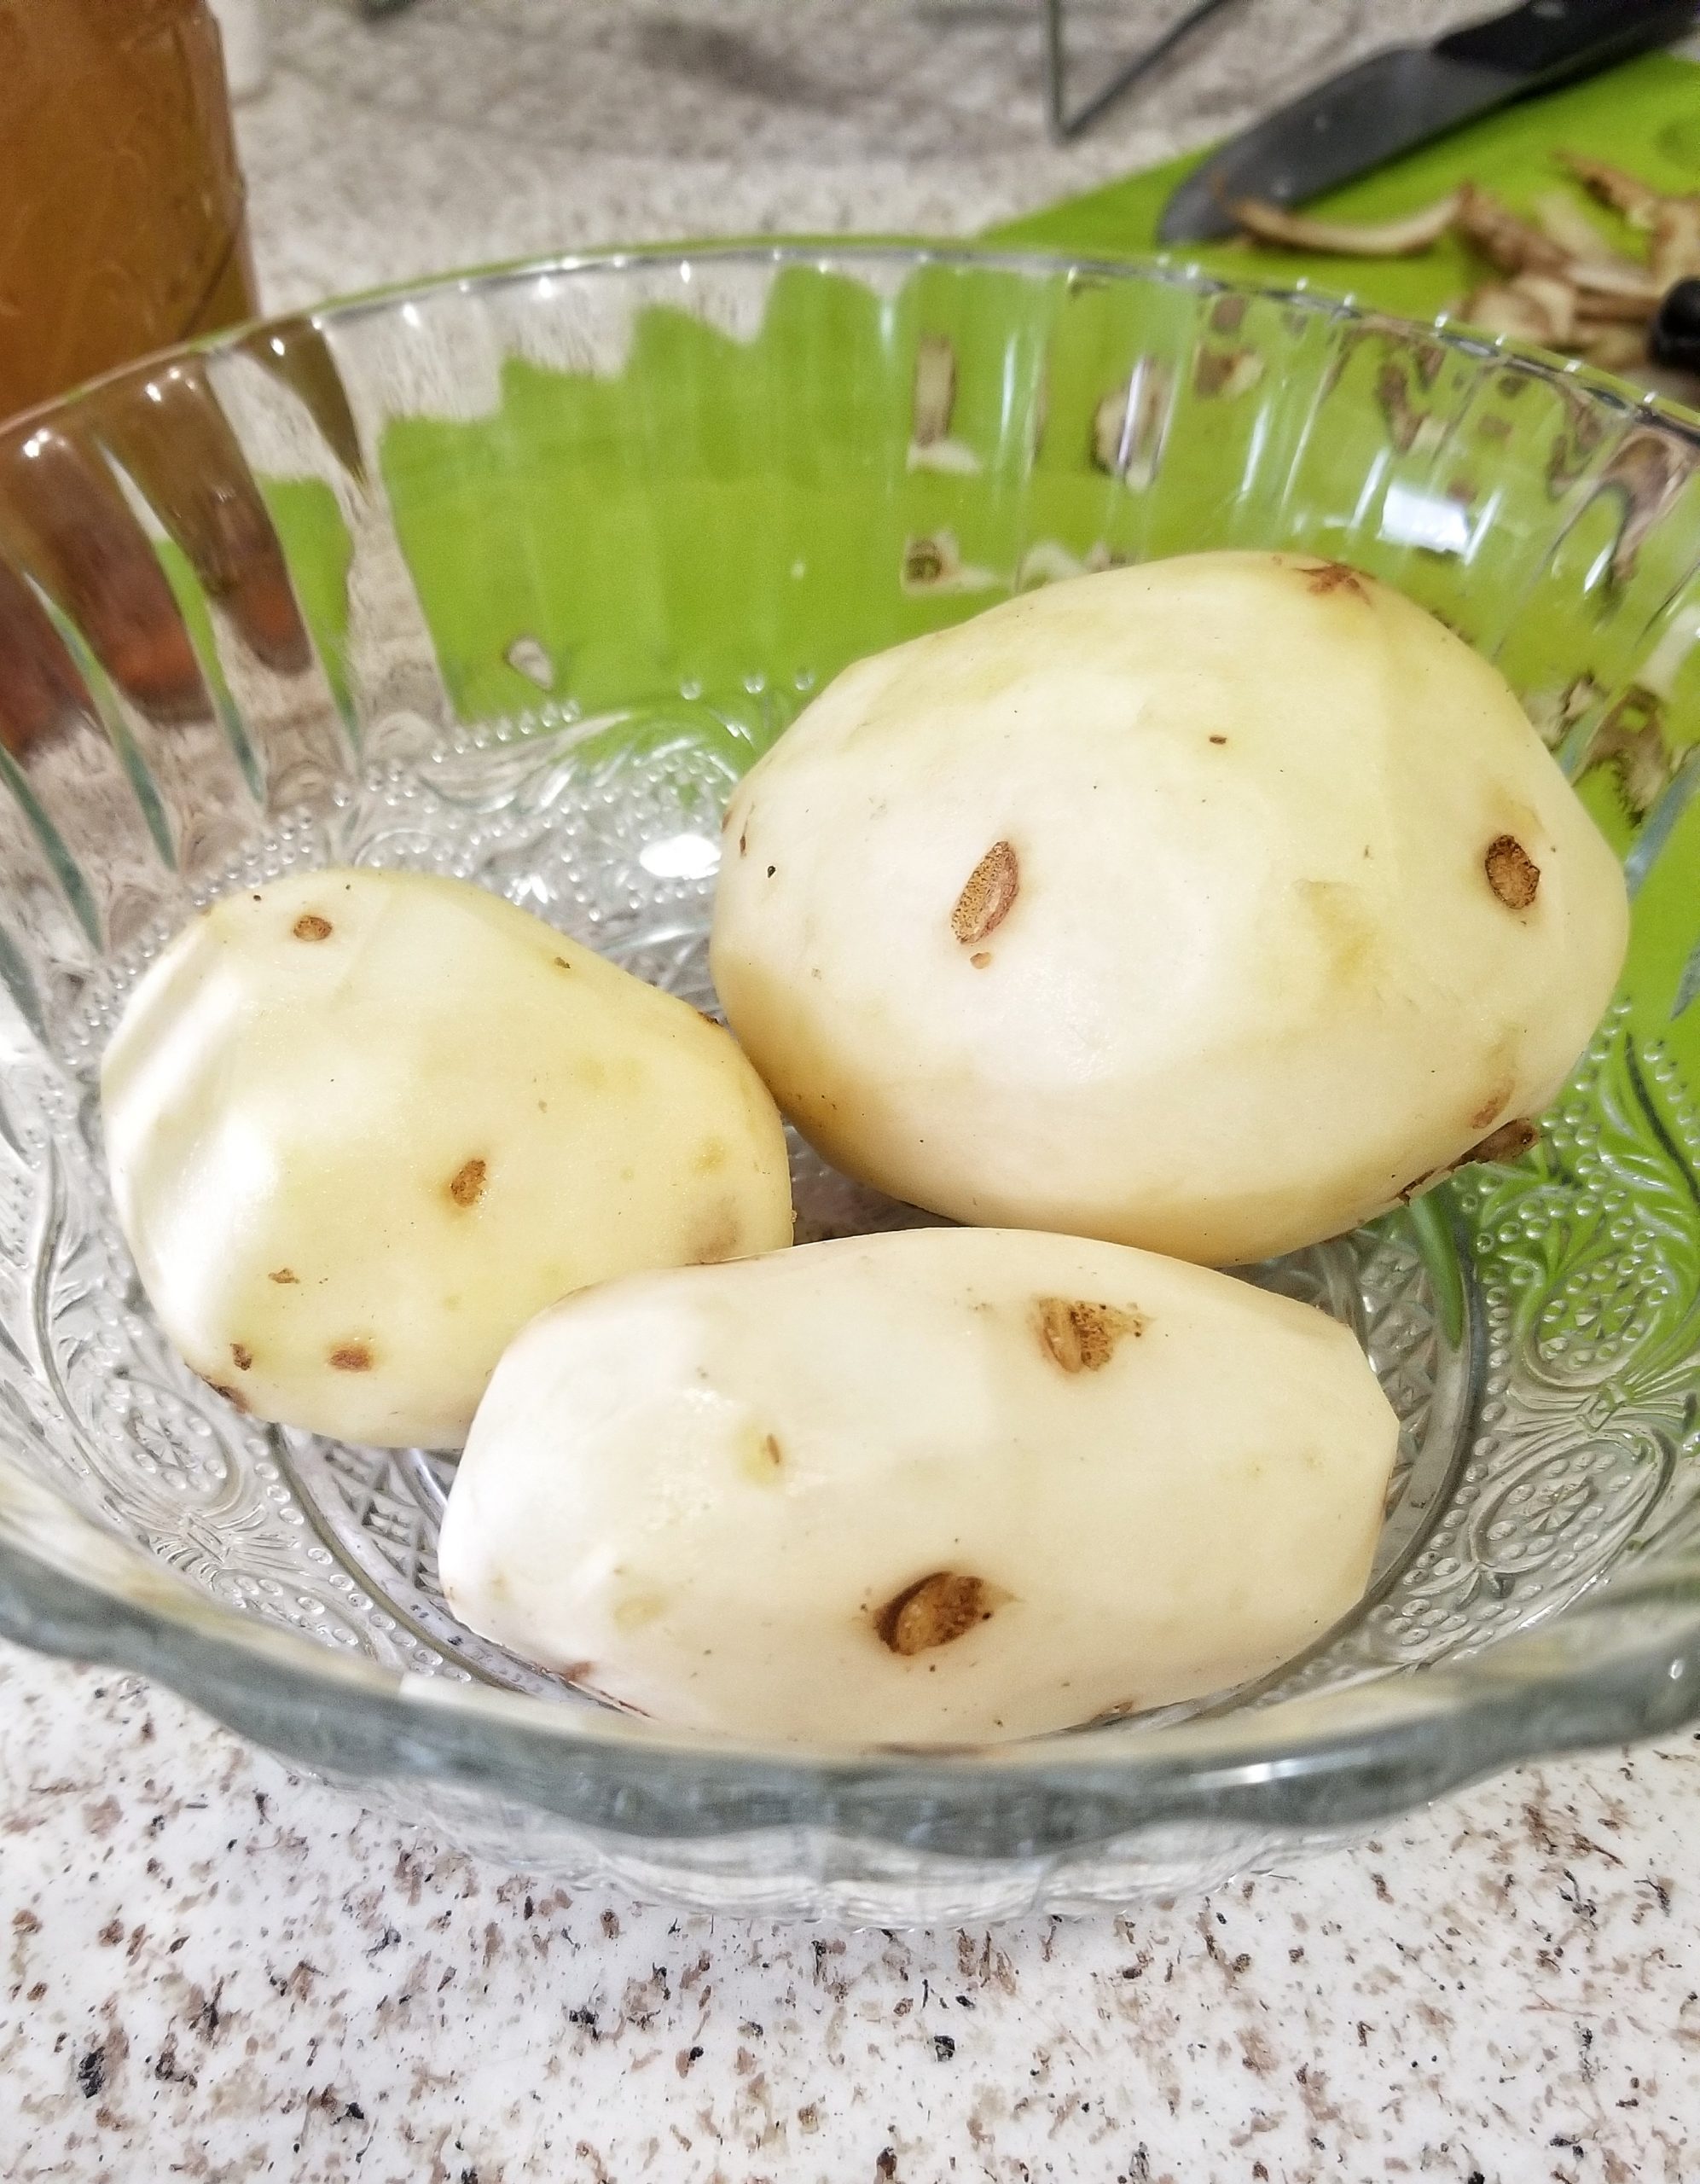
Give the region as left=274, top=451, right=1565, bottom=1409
left=438, top=1227, right=1398, bottom=1745
left=102, top=869, right=792, bottom=1449
left=711, top=552, right=1629, bottom=1265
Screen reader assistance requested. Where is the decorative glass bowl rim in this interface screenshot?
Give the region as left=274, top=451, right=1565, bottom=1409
left=2, top=238, right=1697, bottom=1818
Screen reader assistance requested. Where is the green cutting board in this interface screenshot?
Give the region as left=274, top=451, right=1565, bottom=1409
left=989, top=50, right=1700, bottom=317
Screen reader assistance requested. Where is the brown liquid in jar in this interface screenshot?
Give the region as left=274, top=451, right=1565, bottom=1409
left=0, top=0, right=257, bottom=425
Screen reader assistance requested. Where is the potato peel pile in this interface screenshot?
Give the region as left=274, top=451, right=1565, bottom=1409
left=1224, top=154, right=1700, bottom=393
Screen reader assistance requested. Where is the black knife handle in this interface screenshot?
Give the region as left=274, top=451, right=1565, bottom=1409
left=1436, top=0, right=1699, bottom=84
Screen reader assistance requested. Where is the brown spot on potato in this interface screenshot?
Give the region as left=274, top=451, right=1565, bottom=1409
left=329, top=1343, right=374, bottom=1373
left=553, top=956, right=572, bottom=971
left=877, top=1571, right=996, bottom=1656
left=203, top=1378, right=248, bottom=1413
left=970, top=950, right=992, bottom=969
left=1209, top=734, right=1227, bottom=745
left=1301, top=560, right=1369, bottom=600
left=738, top=827, right=748, bottom=857
left=951, top=840, right=1019, bottom=946
left=268, top=1268, right=298, bottom=1285
left=230, top=1344, right=252, bottom=1372
left=448, top=1157, right=488, bottom=1209
left=1470, top=1078, right=1514, bottom=1131
left=1485, top=834, right=1540, bottom=910
left=1467, top=1117, right=1539, bottom=1165
left=292, top=913, right=334, bottom=941
left=1035, top=1297, right=1144, bottom=1374
left=735, top=1423, right=787, bottom=1486
left=693, top=1204, right=742, bottom=1264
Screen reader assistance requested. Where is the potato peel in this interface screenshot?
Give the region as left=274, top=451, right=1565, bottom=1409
left=1226, top=159, right=1696, bottom=386
left=1454, top=183, right=1572, bottom=276
left=1578, top=324, right=1650, bottom=374
left=1560, top=154, right=1662, bottom=233
left=1225, top=190, right=1461, bottom=257
left=1461, top=280, right=1570, bottom=346
left=1651, top=197, right=1700, bottom=290
left=1530, top=189, right=1649, bottom=274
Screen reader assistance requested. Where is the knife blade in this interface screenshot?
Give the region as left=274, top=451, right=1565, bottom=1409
left=1159, top=0, right=1700, bottom=246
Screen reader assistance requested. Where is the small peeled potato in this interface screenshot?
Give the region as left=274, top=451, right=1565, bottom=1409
left=102, top=869, right=792, bottom=1449
left=438, top=1227, right=1398, bottom=1745
left=711, top=551, right=1629, bottom=1265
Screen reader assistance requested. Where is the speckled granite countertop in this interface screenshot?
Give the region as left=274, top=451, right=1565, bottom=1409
left=5, top=1647, right=1699, bottom=2181
left=4, top=3, right=1700, bottom=2177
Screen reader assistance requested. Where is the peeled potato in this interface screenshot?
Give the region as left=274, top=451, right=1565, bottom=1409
left=711, top=552, right=1629, bottom=1265
left=102, top=868, right=792, bottom=1448
left=438, top=1227, right=1398, bottom=1745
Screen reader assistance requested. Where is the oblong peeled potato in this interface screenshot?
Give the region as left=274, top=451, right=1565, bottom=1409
left=102, top=869, right=792, bottom=1449
left=438, top=1227, right=1399, bottom=1745
left=711, top=551, right=1629, bottom=1265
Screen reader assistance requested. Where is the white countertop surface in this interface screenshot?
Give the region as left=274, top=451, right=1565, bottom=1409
left=4, top=3, right=1699, bottom=2178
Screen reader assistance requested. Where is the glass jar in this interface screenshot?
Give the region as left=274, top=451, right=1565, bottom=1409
left=0, top=0, right=257, bottom=425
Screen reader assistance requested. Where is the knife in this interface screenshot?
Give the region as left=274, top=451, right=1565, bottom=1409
left=1158, top=0, right=1700, bottom=246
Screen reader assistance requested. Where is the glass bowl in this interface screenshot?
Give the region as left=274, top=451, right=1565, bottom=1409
left=0, top=244, right=1697, bottom=1925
